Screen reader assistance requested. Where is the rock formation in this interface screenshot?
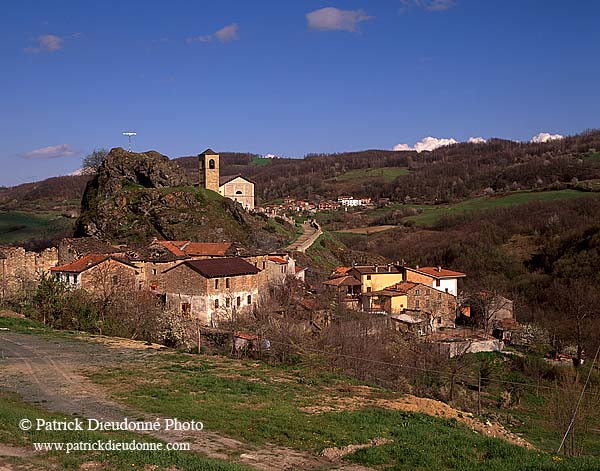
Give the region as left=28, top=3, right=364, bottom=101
left=75, top=148, right=284, bottom=251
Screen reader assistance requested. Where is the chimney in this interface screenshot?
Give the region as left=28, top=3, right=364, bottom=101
left=416, top=264, right=419, bottom=270
left=387, top=263, right=392, bottom=272
left=437, top=266, right=442, bottom=272
left=374, top=264, right=378, bottom=273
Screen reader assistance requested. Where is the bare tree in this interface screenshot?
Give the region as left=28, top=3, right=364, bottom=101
left=466, top=289, right=513, bottom=333
left=82, top=148, right=109, bottom=173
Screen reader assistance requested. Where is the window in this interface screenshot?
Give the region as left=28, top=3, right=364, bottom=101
left=425, top=300, right=430, bottom=308
left=426, top=289, right=430, bottom=296
left=437, top=317, right=442, bottom=324
left=214, top=279, right=219, bottom=289
left=415, top=289, right=420, bottom=296
left=152, top=269, right=157, bottom=275
left=436, top=279, right=441, bottom=287
left=181, top=303, right=191, bottom=315
left=112, top=275, right=119, bottom=286
left=226, top=298, right=230, bottom=307
left=366, top=287, right=372, bottom=293
left=236, top=296, right=241, bottom=307
left=366, top=275, right=371, bottom=280
left=438, top=293, right=442, bottom=299
left=247, top=295, right=252, bottom=305
left=208, top=159, right=215, bottom=169
left=235, top=190, right=243, bottom=195
left=214, top=299, right=219, bottom=309
left=225, top=278, right=230, bottom=288
left=415, top=300, right=420, bottom=308
left=262, top=261, right=266, bottom=269
left=73, top=274, right=78, bottom=284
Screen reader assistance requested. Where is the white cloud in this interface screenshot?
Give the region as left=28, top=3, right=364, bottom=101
left=24, top=34, right=64, bottom=53
left=23, top=144, right=79, bottom=160
left=187, top=23, right=239, bottom=44
left=215, top=24, right=239, bottom=42
left=306, top=7, right=372, bottom=32
left=530, top=132, right=564, bottom=143
left=468, top=137, right=487, bottom=144
left=400, top=0, right=455, bottom=12
left=393, top=136, right=458, bottom=152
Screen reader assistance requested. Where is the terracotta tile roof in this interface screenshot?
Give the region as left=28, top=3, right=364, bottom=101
left=156, top=240, right=231, bottom=257
left=50, top=254, right=135, bottom=273
left=382, top=281, right=419, bottom=294
left=295, top=266, right=306, bottom=274
left=333, top=266, right=351, bottom=275
left=323, top=275, right=361, bottom=287
left=179, top=257, right=260, bottom=278
left=408, top=266, right=466, bottom=279
left=183, top=242, right=231, bottom=257
left=268, top=256, right=288, bottom=265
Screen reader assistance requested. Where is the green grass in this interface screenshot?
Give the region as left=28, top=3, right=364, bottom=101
left=250, top=157, right=273, bottom=166
left=86, top=351, right=600, bottom=470
left=335, top=167, right=409, bottom=182
left=403, top=190, right=597, bottom=227
left=0, top=391, right=252, bottom=471
left=583, top=152, right=600, bottom=161
left=0, top=211, right=74, bottom=244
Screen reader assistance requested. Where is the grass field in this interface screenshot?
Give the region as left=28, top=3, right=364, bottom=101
left=335, top=167, right=409, bottom=182
left=403, top=190, right=597, bottom=227
left=250, top=157, right=273, bottom=166
left=0, top=391, right=252, bottom=471
left=88, top=348, right=600, bottom=470
left=336, top=225, right=396, bottom=235
left=0, top=211, right=74, bottom=244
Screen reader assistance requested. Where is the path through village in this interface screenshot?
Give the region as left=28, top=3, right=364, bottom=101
left=286, top=221, right=322, bottom=253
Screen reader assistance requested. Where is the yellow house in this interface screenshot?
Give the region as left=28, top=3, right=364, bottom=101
left=348, top=265, right=404, bottom=294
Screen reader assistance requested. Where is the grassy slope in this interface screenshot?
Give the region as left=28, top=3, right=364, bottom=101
left=87, top=345, right=600, bottom=470
left=334, top=167, right=409, bottom=182
left=0, top=392, right=252, bottom=471
left=403, top=190, right=596, bottom=227
left=1, top=319, right=597, bottom=470
left=0, top=211, right=74, bottom=244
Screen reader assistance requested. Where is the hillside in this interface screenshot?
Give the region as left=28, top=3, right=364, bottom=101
left=74, top=148, right=288, bottom=251
left=1, top=129, right=600, bottom=247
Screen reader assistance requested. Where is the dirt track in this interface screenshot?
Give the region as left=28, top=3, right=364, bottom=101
left=0, top=332, right=371, bottom=471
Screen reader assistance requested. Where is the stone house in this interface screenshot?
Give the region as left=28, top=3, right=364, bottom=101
left=160, top=257, right=261, bottom=326
left=362, top=281, right=458, bottom=330
left=57, top=237, right=120, bottom=265
left=323, top=275, right=362, bottom=309
left=50, top=254, right=139, bottom=295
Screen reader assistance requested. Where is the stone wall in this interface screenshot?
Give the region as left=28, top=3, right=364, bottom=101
left=0, top=246, right=58, bottom=298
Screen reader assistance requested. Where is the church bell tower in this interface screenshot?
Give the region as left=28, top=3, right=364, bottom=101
left=198, top=149, right=220, bottom=192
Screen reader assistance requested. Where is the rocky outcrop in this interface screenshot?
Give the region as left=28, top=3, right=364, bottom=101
left=75, top=148, right=284, bottom=251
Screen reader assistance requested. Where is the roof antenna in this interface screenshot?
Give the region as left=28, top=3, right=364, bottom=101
left=122, top=131, right=137, bottom=151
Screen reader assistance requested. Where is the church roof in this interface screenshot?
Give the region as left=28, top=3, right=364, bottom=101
left=219, top=174, right=255, bottom=186
left=200, top=148, right=217, bottom=155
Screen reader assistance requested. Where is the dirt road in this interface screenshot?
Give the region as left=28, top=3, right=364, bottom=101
left=0, top=332, right=371, bottom=471
left=286, top=221, right=322, bottom=253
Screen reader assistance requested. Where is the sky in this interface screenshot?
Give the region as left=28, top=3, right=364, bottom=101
left=1, top=0, right=599, bottom=186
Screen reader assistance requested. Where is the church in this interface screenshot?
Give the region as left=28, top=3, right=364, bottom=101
left=198, top=149, right=255, bottom=210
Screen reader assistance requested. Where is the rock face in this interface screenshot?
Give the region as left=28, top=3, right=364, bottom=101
left=75, top=148, right=284, bottom=251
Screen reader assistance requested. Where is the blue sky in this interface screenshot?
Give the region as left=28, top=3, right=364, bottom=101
left=1, top=0, right=599, bottom=186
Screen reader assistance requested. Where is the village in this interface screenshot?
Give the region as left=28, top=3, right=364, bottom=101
left=0, top=149, right=517, bottom=357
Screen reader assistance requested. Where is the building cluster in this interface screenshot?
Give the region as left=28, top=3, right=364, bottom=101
left=324, top=263, right=513, bottom=344
left=259, top=195, right=373, bottom=217
left=46, top=238, right=306, bottom=326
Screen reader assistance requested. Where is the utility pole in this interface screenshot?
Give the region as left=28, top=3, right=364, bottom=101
left=122, top=131, right=137, bottom=151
